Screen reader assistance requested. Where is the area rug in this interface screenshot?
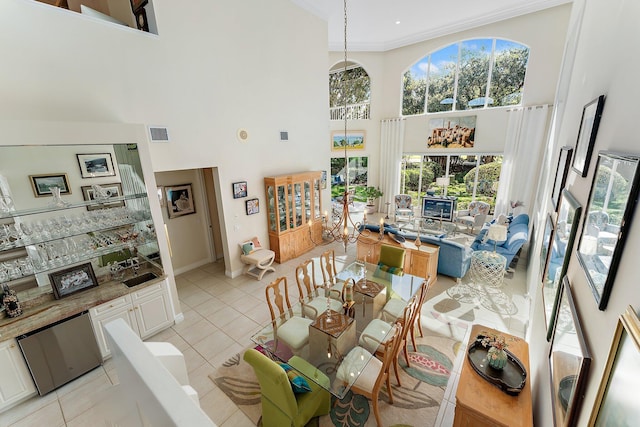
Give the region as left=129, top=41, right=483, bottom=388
left=210, top=319, right=467, bottom=427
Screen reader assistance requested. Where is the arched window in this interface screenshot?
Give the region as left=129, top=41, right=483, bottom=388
left=402, top=39, right=529, bottom=116
left=329, top=61, right=371, bottom=120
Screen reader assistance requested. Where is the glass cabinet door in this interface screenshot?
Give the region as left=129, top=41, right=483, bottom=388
left=304, top=181, right=311, bottom=224
left=294, top=183, right=302, bottom=228
left=287, top=184, right=293, bottom=229
left=267, top=185, right=276, bottom=232
left=314, top=178, right=321, bottom=219
left=277, top=185, right=287, bottom=232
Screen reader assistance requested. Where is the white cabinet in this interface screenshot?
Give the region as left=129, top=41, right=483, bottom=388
left=0, top=339, right=36, bottom=411
left=90, top=279, right=174, bottom=359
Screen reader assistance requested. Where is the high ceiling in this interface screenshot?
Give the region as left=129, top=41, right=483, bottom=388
left=292, top=0, right=572, bottom=52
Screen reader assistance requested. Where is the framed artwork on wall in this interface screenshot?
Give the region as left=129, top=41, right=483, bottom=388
left=77, top=153, right=116, bottom=178
left=572, top=95, right=605, bottom=177
left=232, top=181, right=247, bottom=199
left=246, top=198, right=259, bottom=215
left=81, top=183, right=125, bottom=211
left=576, top=151, right=640, bottom=310
left=427, top=115, right=476, bottom=149
left=588, top=305, right=640, bottom=426
left=331, top=130, right=365, bottom=151
left=548, top=277, right=591, bottom=427
left=29, top=173, right=71, bottom=197
left=551, top=146, right=573, bottom=210
left=165, top=184, right=195, bottom=219
left=539, top=214, right=554, bottom=284
left=544, top=190, right=582, bottom=340
left=49, top=263, right=98, bottom=300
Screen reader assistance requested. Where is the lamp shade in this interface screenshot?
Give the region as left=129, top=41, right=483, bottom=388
left=436, top=176, right=450, bottom=187
left=487, top=224, right=508, bottom=243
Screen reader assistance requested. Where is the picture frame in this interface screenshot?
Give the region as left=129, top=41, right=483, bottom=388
left=331, top=130, right=365, bottom=151
left=588, top=305, right=640, bottom=426
left=49, top=262, right=99, bottom=300
left=165, top=184, right=196, bottom=219
left=544, top=190, right=582, bottom=340
left=232, top=181, right=248, bottom=199
left=129, top=0, right=148, bottom=12
left=246, top=198, right=259, bottom=215
left=551, top=146, right=573, bottom=210
left=76, top=153, right=116, bottom=178
left=572, top=95, right=605, bottom=177
left=549, top=277, right=591, bottom=427
left=539, top=213, right=554, bottom=284
left=576, top=151, right=640, bottom=310
left=427, top=115, right=476, bottom=149
left=134, top=7, right=149, bottom=32
left=81, top=183, right=125, bottom=211
left=29, top=173, right=71, bottom=197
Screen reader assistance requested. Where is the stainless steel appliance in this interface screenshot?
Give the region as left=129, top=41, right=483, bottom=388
left=17, top=311, right=102, bottom=395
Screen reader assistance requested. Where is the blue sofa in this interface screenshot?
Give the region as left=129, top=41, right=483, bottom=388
left=360, top=224, right=473, bottom=279
left=471, top=214, right=529, bottom=267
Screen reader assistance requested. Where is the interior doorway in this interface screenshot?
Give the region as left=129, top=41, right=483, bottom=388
left=203, top=168, right=223, bottom=261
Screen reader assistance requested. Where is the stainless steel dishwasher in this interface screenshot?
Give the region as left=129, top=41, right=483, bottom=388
left=17, top=311, right=102, bottom=395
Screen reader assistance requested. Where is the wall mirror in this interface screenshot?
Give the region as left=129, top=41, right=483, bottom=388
left=0, top=144, right=161, bottom=304
left=544, top=190, right=582, bottom=340
left=549, top=277, right=591, bottom=427
left=576, top=151, right=640, bottom=310
left=551, top=146, right=573, bottom=210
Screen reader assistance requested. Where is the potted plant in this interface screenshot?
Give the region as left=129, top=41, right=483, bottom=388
left=364, top=186, right=383, bottom=214
left=477, top=332, right=512, bottom=370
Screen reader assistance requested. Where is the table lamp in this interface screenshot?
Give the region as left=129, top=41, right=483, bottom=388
left=486, top=224, right=508, bottom=253
left=435, top=176, right=450, bottom=196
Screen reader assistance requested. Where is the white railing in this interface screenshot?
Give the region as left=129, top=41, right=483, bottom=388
left=329, top=102, right=371, bottom=120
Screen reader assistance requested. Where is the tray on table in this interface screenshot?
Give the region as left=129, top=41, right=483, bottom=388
left=467, top=335, right=527, bottom=396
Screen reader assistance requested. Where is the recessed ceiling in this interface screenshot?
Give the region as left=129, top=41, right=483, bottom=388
left=292, top=0, right=572, bottom=51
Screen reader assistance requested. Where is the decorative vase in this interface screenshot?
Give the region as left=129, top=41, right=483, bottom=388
left=48, top=186, right=69, bottom=208
left=487, top=346, right=508, bottom=370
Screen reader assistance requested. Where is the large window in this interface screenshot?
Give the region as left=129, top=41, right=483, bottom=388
left=402, top=38, right=529, bottom=116
left=331, top=156, right=369, bottom=201
left=330, top=62, right=371, bottom=120
left=400, top=154, right=503, bottom=212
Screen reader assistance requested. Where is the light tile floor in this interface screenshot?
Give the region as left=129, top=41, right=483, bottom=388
left=1, top=237, right=529, bottom=427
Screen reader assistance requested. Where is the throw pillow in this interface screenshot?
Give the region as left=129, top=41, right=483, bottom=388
left=251, top=236, right=262, bottom=250
left=279, top=363, right=312, bottom=393
left=240, top=241, right=254, bottom=255
left=377, top=262, right=404, bottom=276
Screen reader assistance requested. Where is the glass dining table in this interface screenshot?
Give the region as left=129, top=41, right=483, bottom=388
left=250, top=261, right=425, bottom=398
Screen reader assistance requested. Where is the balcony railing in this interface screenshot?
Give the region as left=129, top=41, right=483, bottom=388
left=329, top=102, right=371, bottom=120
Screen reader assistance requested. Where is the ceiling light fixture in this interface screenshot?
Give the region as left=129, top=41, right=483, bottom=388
left=309, top=0, right=383, bottom=251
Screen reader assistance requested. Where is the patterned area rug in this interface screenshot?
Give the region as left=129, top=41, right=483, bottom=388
left=210, top=320, right=467, bottom=427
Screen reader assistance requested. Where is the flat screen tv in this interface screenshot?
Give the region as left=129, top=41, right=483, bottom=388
left=421, top=196, right=457, bottom=222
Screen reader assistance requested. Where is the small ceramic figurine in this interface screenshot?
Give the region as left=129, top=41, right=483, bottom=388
left=2, top=284, right=23, bottom=318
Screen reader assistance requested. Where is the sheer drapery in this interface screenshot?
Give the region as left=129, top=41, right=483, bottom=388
left=379, top=118, right=405, bottom=214
left=495, top=105, right=550, bottom=217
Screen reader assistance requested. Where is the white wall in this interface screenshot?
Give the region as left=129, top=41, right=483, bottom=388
left=329, top=4, right=571, bottom=188
left=529, top=1, right=640, bottom=425
left=0, top=0, right=330, bottom=277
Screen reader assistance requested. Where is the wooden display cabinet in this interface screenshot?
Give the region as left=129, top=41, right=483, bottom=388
left=264, top=171, right=323, bottom=263
left=356, top=234, right=439, bottom=281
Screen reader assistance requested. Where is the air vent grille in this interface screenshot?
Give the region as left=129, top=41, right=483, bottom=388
left=149, top=126, right=169, bottom=142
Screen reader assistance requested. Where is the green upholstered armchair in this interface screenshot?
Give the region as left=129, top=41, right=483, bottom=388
left=243, top=349, right=331, bottom=427
left=378, top=244, right=406, bottom=273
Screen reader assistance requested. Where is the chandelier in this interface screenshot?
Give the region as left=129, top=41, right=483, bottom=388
left=309, top=0, right=383, bottom=252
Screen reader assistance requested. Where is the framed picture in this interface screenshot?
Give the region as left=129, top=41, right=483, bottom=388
left=549, top=277, right=591, bottom=427
left=427, top=115, right=476, bottom=149
left=331, top=130, right=365, bottom=151
left=572, top=95, right=605, bottom=177
left=544, top=190, right=582, bottom=340
left=129, top=0, right=148, bottom=12
left=246, top=198, right=259, bottom=215
left=157, top=187, right=164, bottom=208
left=49, top=262, right=98, bottom=299
left=81, top=183, right=125, bottom=211
left=539, top=214, right=554, bottom=284
left=232, top=181, right=247, bottom=199
left=588, top=305, right=640, bottom=426
left=77, top=153, right=116, bottom=178
left=134, top=7, right=149, bottom=32
left=576, top=151, right=640, bottom=310
left=165, top=184, right=195, bottom=219
left=551, top=146, right=573, bottom=210
left=29, top=173, right=71, bottom=197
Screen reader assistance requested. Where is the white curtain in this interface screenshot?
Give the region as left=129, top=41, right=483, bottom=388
left=495, top=105, right=550, bottom=216
left=379, top=118, right=405, bottom=213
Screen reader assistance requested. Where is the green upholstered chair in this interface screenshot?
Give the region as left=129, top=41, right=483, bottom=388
left=378, top=244, right=406, bottom=274
left=243, top=348, right=331, bottom=427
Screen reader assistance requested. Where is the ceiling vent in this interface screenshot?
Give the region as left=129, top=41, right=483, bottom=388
left=148, top=126, right=169, bottom=142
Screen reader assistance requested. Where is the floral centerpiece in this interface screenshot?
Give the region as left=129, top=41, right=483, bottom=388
left=477, top=332, right=511, bottom=370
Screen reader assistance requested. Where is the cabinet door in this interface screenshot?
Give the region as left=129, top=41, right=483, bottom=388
left=90, top=295, right=137, bottom=359
left=0, top=339, right=36, bottom=409
left=131, top=281, right=173, bottom=339
left=266, top=184, right=277, bottom=232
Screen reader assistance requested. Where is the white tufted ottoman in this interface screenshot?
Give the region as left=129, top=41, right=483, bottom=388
left=241, top=248, right=276, bottom=280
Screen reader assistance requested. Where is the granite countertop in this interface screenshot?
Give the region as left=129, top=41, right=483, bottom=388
left=0, top=268, right=165, bottom=341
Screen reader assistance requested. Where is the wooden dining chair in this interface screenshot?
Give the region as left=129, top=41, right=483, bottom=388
left=295, top=259, right=343, bottom=319
left=265, top=277, right=313, bottom=356
left=381, top=276, right=432, bottom=345
left=336, top=322, right=404, bottom=427
left=319, top=249, right=343, bottom=298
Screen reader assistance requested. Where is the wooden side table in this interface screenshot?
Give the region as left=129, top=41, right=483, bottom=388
left=453, top=324, right=532, bottom=427
left=307, top=310, right=356, bottom=366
